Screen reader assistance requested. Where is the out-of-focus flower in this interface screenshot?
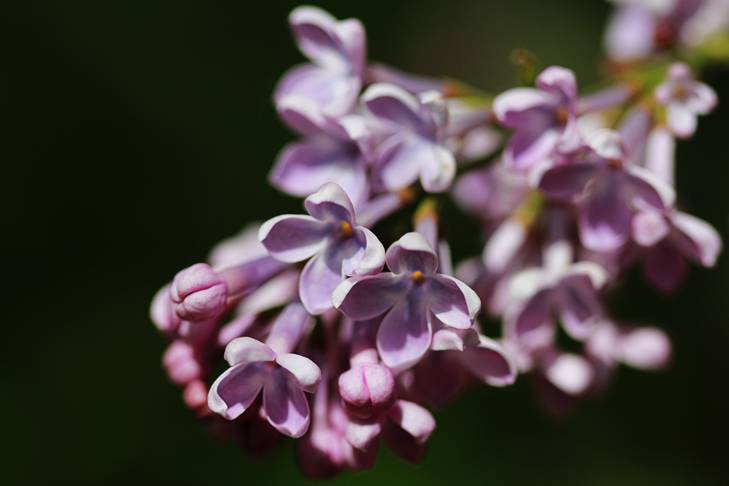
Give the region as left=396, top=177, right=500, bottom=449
left=334, top=232, right=480, bottom=370
left=494, top=66, right=581, bottom=170
left=275, top=6, right=365, bottom=130
left=505, top=240, right=609, bottom=349
left=537, top=129, right=675, bottom=251
left=631, top=207, right=721, bottom=292
left=363, top=83, right=456, bottom=193
left=259, top=183, right=385, bottom=314
left=655, top=63, right=717, bottom=139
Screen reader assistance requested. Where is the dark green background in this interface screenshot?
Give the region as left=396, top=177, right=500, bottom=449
left=6, top=1, right=729, bottom=484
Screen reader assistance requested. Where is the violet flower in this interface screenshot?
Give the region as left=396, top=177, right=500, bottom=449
left=604, top=0, right=706, bottom=61
left=259, top=183, right=385, bottom=315
left=655, top=63, right=717, bottom=139
left=275, top=6, right=365, bottom=130
left=269, top=114, right=372, bottom=205
left=493, top=66, right=582, bottom=171
left=505, top=241, right=609, bottom=350
left=587, top=319, right=672, bottom=392
left=345, top=399, right=436, bottom=464
left=537, top=129, right=675, bottom=252
left=631, top=207, right=721, bottom=292
left=208, top=303, right=320, bottom=438
left=362, top=83, right=456, bottom=193
left=333, top=232, right=480, bottom=370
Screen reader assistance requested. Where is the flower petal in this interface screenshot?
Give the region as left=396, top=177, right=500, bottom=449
left=276, top=353, right=321, bottom=392
left=263, top=368, right=311, bottom=438
left=349, top=227, right=385, bottom=275
left=642, top=241, right=687, bottom=293
left=224, top=337, right=276, bottom=366
left=493, top=88, right=558, bottom=127
left=671, top=211, right=722, bottom=267
left=299, top=246, right=346, bottom=315
left=208, top=363, right=266, bottom=420
left=362, top=83, right=427, bottom=133
left=538, top=162, right=597, bottom=201
left=578, top=173, right=632, bottom=252
left=536, top=66, right=577, bottom=101
left=419, top=143, right=456, bottom=193
left=275, top=64, right=360, bottom=130
left=333, top=272, right=407, bottom=320
left=543, top=352, right=593, bottom=396
left=632, top=210, right=670, bottom=247
left=377, top=294, right=432, bottom=371
left=618, top=327, right=671, bottom=370
left=506, top=288, right=555, bottom=350
left=460, top=336, right=517, bottom=386
left=386, top=400, right=435, bottom=444
left=667, top=104, right=698, bottom=138
left=304, top=182, right=356, bottom=223
left=385, top=232, right=439, bottom=274
left=555, top=274, right=603, bottom=341
left=426, top=275, right=481, bottom=329
left=270, top=139, right=368, bottom=205
left=504, top=122, right=560, bottom=171
left=259, top=215, right=328, bottom=263
left=289, top=6, right=362, bottom=72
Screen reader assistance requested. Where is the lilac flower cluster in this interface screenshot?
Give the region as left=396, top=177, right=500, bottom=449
left=150, top=4, right=725, bottom=477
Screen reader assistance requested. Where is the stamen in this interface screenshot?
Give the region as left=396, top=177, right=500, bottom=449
left=554, top=106, right=570, bottom=125
left=340, top=221, right=354, bottom=238
left=411, top=271, right=425, bottom=284
left=607, top=158, right=622, bottom=169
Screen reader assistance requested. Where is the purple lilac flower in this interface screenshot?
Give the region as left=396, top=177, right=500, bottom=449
left=408, top=327, right=516, bottom=408
left=505, top=241, right=609, bottom=350
left=631, top=207, right=721, bottom=292
left=259, top=183, right=385, bottom=315
left=269, top=115, right=371, bottom=206
left=333, top=232, right=480, bottom=370
left=537, top=129, right=675, bottom=251
left=587, top=319, right=672, bottom=392
left=604, top=0, right=706, bottom=61
left=345, top=399, right=436, bottom=464
left=655, top=63, right=717, bottom=139
left=493, top=66, right=582, bottom=171
left=362, top=83, right=456, bottom=193
left=208, top=303, right=319, bottom=438
left=275, top=6, right=365, bottom=130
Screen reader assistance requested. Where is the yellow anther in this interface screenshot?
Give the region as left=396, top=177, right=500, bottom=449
left=411, top=271, right=425, bottom=284
left=340, top=221, right=354, bottom=238
left=554, top=106, right=570, bottom=125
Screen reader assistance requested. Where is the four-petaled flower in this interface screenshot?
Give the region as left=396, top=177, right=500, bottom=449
left=494, top=66, right=581, bottom=170
left=333, top=232, right=481, bottom=371
left=655, top=62, right=717, bottom=139
left=537, top=129, right=675, bottom=251
left=208, top=335, right=321, bottom=437
left=363, top=83, right=456, bottom=193
left=259, top=183, right=385, bottom=315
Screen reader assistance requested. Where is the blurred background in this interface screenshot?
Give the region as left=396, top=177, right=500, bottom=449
left=5, top=1, right=729, bottom=484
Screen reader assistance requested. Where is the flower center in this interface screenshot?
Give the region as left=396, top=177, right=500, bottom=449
left=339, top=221, right=354, bottom=238
left=411, top=271, right=425, bottom=284
left=606, top=158, right=622, bottom=170
left=672, top=85, right=688, bottom=102
left=554, top=106, right=570, bottom=126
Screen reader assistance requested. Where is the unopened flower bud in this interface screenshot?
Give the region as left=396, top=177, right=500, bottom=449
left=338, top=363, right=395, bottom=419
left=171, top=263, right=228, bottom=321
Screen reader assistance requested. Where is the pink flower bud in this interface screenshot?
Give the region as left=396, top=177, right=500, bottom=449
left=338, top=363, right=395, bottom=420
left=163, top=340, right=203, bottom=385
left=171, top=263, right=228, bottom=321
